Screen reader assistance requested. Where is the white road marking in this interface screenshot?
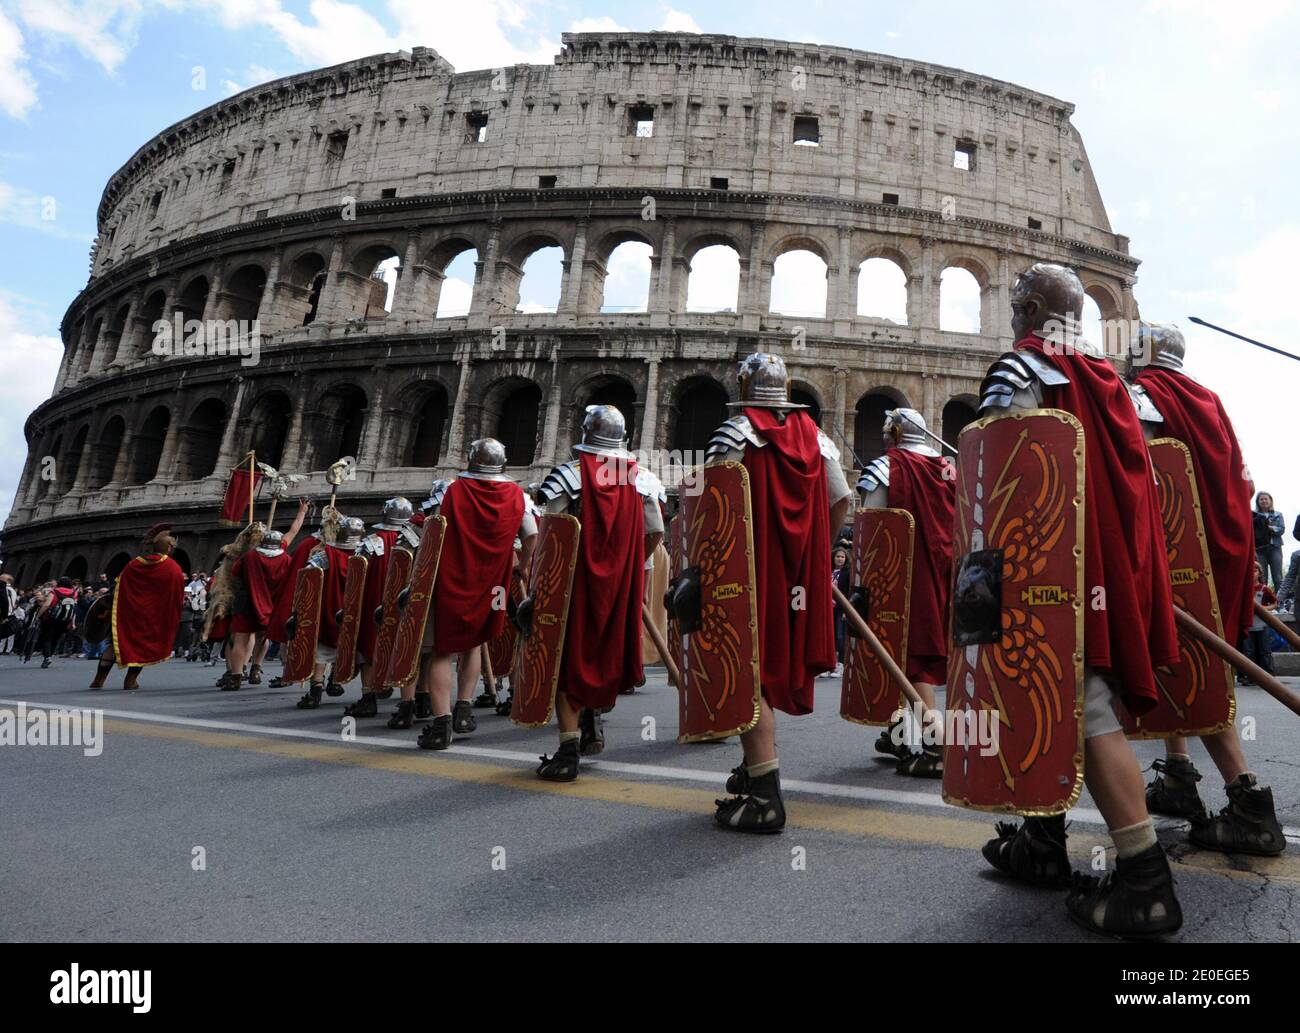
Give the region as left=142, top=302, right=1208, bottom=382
left=4, top=697, right=1297, bottom=842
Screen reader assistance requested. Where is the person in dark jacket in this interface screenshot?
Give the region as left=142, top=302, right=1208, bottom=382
left=1254, top=492, right=1285, bottom=591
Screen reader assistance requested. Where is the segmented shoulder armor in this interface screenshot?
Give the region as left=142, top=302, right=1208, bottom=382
left=704, top=416, right=764, bottom=462
left=1127, top=382, right=1164, bottom=424
left=537, top=460, right=581, bottom=503
left=856, top=456, right=891, bottom=495
left=978, top=349, right=1070, bottom=411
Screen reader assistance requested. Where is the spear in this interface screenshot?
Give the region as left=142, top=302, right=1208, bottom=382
left=1188, top=316, right=1300, bottom=364
left=1174, top=606, right=1300, bottom=717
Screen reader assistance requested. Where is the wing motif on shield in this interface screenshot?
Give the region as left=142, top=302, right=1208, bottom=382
left=685, top=484, right=746, bottom=718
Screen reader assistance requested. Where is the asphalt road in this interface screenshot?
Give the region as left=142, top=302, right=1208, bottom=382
left=2, top=651, right=1298, bottom=942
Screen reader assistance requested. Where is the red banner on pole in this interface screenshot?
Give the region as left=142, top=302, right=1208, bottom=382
left=220, top=463, right=263, bottom=526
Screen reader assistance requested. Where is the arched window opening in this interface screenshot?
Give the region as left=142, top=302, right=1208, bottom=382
left=790, top=388, right=823, bottom=426
left=685, top=245, right=740, bottom=313
left=436, top=249, right=477, bottom=318
left=247, top=392, right=292, bottom=469
left=671, top=379, right=729, bottom=458
left=495, top=384, right=541, bottom=465
left=769, top=250, right=827, bottom=318
left=128, top=407, right=170, bottom=485
left=573, top=379, right=637, bottom=445
left=407, top=388, right=449, bottom=466
left=89, top=416, right=126, bottom=489
left=222, top=265, right=267, bottom=323
left=601, top=242, right=652, bottom=313
left=857, top=258, right=908, bottom=324
left=854, top=393, right=899, bottom=468
left=942, top=398, right=979, bottom=448
left=314, top=385, right=367, bottom=468
left=516, top=247, right=563, bottom=313
left=58, top=425, right=89, bottom=493
left=176, top=399, right=227, bottom=481
left=939, top=267, right=982, bottom=334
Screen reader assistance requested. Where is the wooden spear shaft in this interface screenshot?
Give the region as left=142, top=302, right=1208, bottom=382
left=1257, top=602, right=1300, bottom=652
left=480, top=644, right=497, bottom=697
left=642, top=606, right=681, bottom=687
left=832, top=584, right=925, bottom=709
left=1174, top=605, right=1300, bottom=717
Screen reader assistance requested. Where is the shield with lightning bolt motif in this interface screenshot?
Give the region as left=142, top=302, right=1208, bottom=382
left=942, top=409, right=1085, bottom=816
left=281, top=563, right=324, bottom=683
left=384, top=516, right=446, bottom=693
left=510, top=514, right=581, bottom=728
left=841, top=508, right=915, bottom=726
left=1121, top=438, right=1235, bottom=738
left=675, top=462, right=762, bottom=743
left=370, top=545, right=413, bottom=689
left=331, top=552, right=369, bottom=685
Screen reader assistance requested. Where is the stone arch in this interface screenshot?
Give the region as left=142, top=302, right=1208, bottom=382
left=504, top=234, right=565, bottom=314
left=346, top=241, right=402, bottom=320
left=685, top=240, right=741, bottom=314
left=80, top=315, right=104, bottom=374
left=570, top=374, right=638, bottom=447
left=394, top=380, right=451, bottom=467
left=426, top=237, right=480, bottom=319
left=171, top=548, right=193, bottom=578
left=137, top=288, right=167, bottom=357
left=57, top=423, right=90, bottom=492
left=105, top=300, right=132, bottom=366
left=942, top=395, right=979, bottom=446
left=767, top=232, right=833, bottom=265
left=175, top=273, right=210, bottom=325
left=770, top=248, right=829, bottom=318
left=127, top=406, right=171, bottom=485
left=105, top=552, right=132, bottom=580
left=308, top=383, right=368, bottom=469
left=88, top=414, right=127, bottom=489
left=65, top=555, right=89, bottom=582
left=789, top=381, right=824, bottom=426
left=1082, top=281, right=1122, bottom=355
left=854, top=388, right=909, bottom=467
left=670, top=376, right=729, bottom=457
left=939, top=264, right=984, bottom=334
left=245, top=390, right=293, bottom=468
left=857, top=255, right=910, bottom=324
left=597, top=237, right=654, bottom=314
left=220, top=263, right=268, bottom=323
left=35, top=559, right=53, bottom=585
left=175, top=397, right=228, bottom=481
left=39, top=433, right=63, bottom=498
left=283, top=249, right=329, bottom=327
left=481, top=377, right=542, bottom=466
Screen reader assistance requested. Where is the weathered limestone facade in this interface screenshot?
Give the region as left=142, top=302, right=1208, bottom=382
left=3, top=32, right=1138, bottom=584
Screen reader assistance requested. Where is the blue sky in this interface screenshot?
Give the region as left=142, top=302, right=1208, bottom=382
left=1, top=0, right=1297, bottom=525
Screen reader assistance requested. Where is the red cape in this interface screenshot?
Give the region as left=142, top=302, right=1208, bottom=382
left=1138, top=367, right=1255, bottom=644
left=112, top=554, right=185, bottom=667
left=433, top=479, right=525, bottom=654
left=743, top=407, right=835, bottom=714
left=1020, top=337, right=1178, bottom=709
left=888, top=447, right=956, bottom=684
left=266, top=535, right=318, bottom=643
left=358, top=528, right=399, bottom=660
left=232, top=549, right=294, bottom=629
left=317, top=543, right=352, bottom=649
left=559, top=452, right=645, bottom=709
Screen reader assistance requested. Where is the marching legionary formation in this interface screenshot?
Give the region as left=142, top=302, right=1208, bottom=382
left=85, top=260, right=1300, bottom=940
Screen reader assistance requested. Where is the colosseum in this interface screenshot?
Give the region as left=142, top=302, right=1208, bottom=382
left=3, top=31, right=1138, bottom=584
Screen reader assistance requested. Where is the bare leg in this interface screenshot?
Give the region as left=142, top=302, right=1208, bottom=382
left=556, top=691, right=581, bottom=734
left=1201, top=729, right=1250, bottom=784
left=428, top=653, right=455, bottom=717
left=253, top=634, right=270, bottom=666
left=1084, top=730, right=1150, bottom=831
left=456, top=649, right=481, bottom=703
left=738, top=699, right=777, bottom=767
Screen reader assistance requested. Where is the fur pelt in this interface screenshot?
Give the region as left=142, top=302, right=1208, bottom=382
left=202, top=522, right=265, bottom=640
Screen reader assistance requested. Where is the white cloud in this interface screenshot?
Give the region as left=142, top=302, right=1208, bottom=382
left=0, top=10, right=39, bottom=118
left=769, top=250, right=828, bottom=318
left=0, top=293, right=63, bottom=521
left=600, top=241, right=652, bottom=312
left=0, top=180, right=95, bottom=241
left=685, top=245, right=739, bottom=313
left=570, top=17, right=628, bottom=33
left=659, top=8, right=702, bottom=33
left=14, top=0, right=147, bottom=73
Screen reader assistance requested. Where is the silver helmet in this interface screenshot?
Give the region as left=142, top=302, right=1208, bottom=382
left=883, top=408, right=933, bottom=452
left=372, top=496, right=414, bottom=531
left=1139, top=321, right=1186, bottom=372
left=727, top=352, right=808, bottom=411
left=338, top=516, right=367, bottom=551
left=573, top=404, right=634, bottom=459
left=464, top=437, right=511, bottom=481
left=260, top=530, right=285, bottom=553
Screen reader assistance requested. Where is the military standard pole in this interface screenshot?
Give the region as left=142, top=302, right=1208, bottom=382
left=831, top=584, right=926, bottom=710
left=1256, top=602, right=1300, bottom=653
left=642, top=607, right=681, bottom=687
left=1174, top=605, right=1300, bottom=717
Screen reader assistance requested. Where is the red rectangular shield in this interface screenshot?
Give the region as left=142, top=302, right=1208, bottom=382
left=841, top=508, right=915, bottom=726
left=486, top=570, right=526, bottom=680
left=385, top=516, right=446, bottom=692
left=511, top=514, right=581, bottom=728
left=676, top=462, right=762, bottom=743
left=665, top=509, right=686, bottom=686
left=281, top=564, right=324, bottom=683
left=1122, top=438, right=1235, bottom=738
left=370, top=546, right=413, bottom=689
left=943, top=409, right=1086, bottom=817
left=331, top=553, right=369, bottom=685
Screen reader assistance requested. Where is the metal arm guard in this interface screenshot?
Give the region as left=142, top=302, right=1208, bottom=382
left=856, top=455, right=891, bottom=496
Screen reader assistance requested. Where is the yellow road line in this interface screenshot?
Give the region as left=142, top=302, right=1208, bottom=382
left=103, top=718, right=1300, bottom=885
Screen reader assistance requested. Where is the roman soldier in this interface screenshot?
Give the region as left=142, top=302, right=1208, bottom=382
left=219, top=499, right=310, bottom=691
left=857, top=407, right=955, bottom=777
left=390, top=439, right=537, bottom=747
left=1128, top=322, right=1284, bottom=855
left=975, top=262, right=1183, bottom=937
left=530, top=405, right=664, bottom=780
left=90, top=523, right=186, bottom=690
left=343, top=497, right=420, bottom=719
left=265, top=510, right=326, bottom=689
left=295, top=516, right=365, bottom=709
left=703, top=353, right=853, bottom=831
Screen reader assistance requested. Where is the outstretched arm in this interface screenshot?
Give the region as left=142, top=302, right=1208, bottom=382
left=283, top=498, right=310, bottom=548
